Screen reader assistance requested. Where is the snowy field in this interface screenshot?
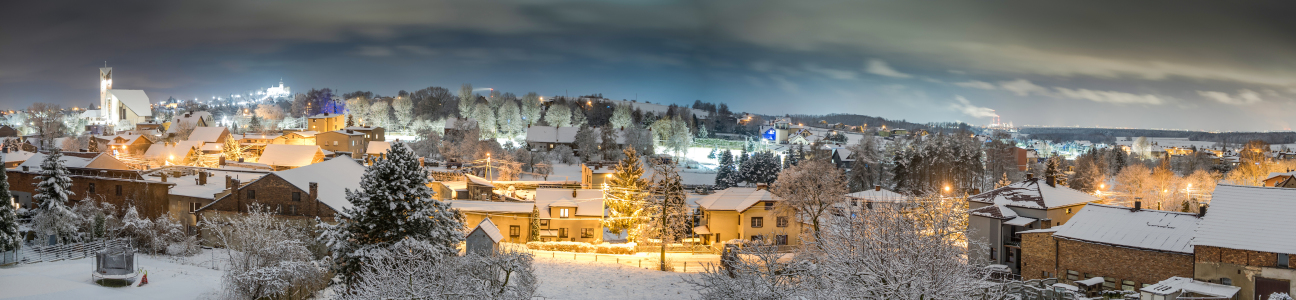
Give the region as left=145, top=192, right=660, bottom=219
left=0, top=249, right=224, bottom=300
left=533, top=253, right=699, bottom=300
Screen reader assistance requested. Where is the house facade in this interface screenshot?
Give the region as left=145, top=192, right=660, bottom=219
left=196, top=157, right=365, bottom=223
left=695, top=186, right=802, bottom=246
left=967, top=175, right=1100, bottom=274
left=307, top=113, right=345, bottom=132
left=448, top=200, right=535, bottom=244
left=534, top=188, right=604, bottom=243
left=316, top=130, right=367, bottom=155
left=1192, top=185, right=1296, bottom=300
left=7, top=159, right=172, bottom=219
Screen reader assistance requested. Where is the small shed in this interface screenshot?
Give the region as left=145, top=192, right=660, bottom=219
left=466, top=218, right=504, bottom=255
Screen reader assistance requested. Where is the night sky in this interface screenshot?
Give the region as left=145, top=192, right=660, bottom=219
left=4, top=1, right=1296, bottom=131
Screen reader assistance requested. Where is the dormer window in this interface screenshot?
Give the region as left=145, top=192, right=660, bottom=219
left=560, top=208, right=570, bottom=218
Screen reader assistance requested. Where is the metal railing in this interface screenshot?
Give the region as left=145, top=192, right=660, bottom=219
left=18, top=238, right=130, bottom=264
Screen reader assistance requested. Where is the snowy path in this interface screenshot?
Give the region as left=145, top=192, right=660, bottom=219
left=0, top=250, right=224, bottom=300
left=533, top=254, right=700, bottom=300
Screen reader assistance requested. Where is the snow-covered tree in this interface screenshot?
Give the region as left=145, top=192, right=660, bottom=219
left=573, top=125, right=598, bottom=162
left=344, top=239, right=536, bottom=299
left=715, top=150, right=738, bottom=188
left=739, top=151, right=781, bottom=185
left=320, top=141, right=466, bottom=285
left=690, top=196, right=1010, bottom=299
left=205, top=205, right=329, bottom=300
left=255, top=103, right=284, bottom=131
left=544, top=105, right=572, bottom=127
left=369, top=100, right=390, bottom=128
left=223, top=133, right=247, bottom=161
left=1269, top=292, right=1294, bottom=300
left=772, top=159, right=846, bottom=238
left=604, top=147, right=648, bottom=239
left=0, top=155, right=19, bottom=252
left=599, top=126, right=622, bottom=161
left=520, top=92, right=543, bottom=126
left=571, top=107, right=588, bottom=128
left=641, top=162, right=691, bottom=270
left=346, top=97, right=370, bottom=125
left=610, top=103, right=633, bottom=130
left=392, top=96, right=414, bottom=131
left=473, top=102, right=497, bottom=138
left=458, top=84, right=476, bottom=118
left=497, top=100, right=522, bottom=139
left=624, top=122, right=654, bottom=156
left=32, top=149, right=77, bottom=242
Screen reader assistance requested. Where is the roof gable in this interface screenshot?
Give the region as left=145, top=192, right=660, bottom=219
left=696, top=187, right=780, bottom=212
left=107, top=89, right=152, bottom=116
left=968, top=178, right=1097, bottom=209
left=1194, top=185, right=1296, bottom=253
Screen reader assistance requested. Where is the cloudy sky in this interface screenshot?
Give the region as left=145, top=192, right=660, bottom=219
left=3, top=0, right=1296, bottom=131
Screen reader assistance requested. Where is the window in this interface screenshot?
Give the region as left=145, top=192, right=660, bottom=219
left=764, top=202, right=774, bottom=210
left=116, top=185, right=122, bottom=196
left=750, top=217, right=764, bottom=228
left=1103, top=277, right=1116, bottom=289
left=1121, top=280, right=1136, bottom=291
left=509, top=225, right=520, bottom=237
left=1066, top=270, right=1078, bottom=281
left=581, top=228, right=594, bottom=238
left=558, top=228, right=569, bottom=238
left=750, top=235, right=764, bottom=242
left=866, top=202, right=873, bottom=209
left=851, top=200, right=858, bottom=207
left=292, top=192, right=301, bottom=202
left=560, top=208, right=570, bottom=218
left=776, top=217, right=788, bottom=227
left=1280, top=254, right=1290, bottom=268
left=247, top=190, right=256, bottom=199
left=990, top=248, right=997, bottom=262
left=1065, top=208, right=1072, bottom=214
left=775, top=235, right=788, bottom=245
left=540, top=219, right=550, bottom=228
left=88, top=183, right=95, bottom=193
left=1219, top=277, right=1232, bottom=286
left=333, top=141, right=338, bottom=146
left=288, top=205, right=297, bottom=215
left=190, top=202, right=200, bottom=213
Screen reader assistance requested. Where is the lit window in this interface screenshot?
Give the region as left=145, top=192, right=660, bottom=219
left=560, top=208, right=570, bottom=218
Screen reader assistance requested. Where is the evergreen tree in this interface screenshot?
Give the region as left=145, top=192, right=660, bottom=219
left=32, top=149, right=77, bottom=242
left=320, top=141, right=466, bottom=285
left=573, top=125, right=598, bottom=162
left=346, top=114, right=355, bottom=127
left=1045, top=156, right=1063, bottom=185
left=571, top=107, right=587, bottom=128
left=248, top=114, right=263, bottom=133
left=996, top=172, right=1013, bottom=189
left=458, top=84, right=475, bottom=118
left=739, top=151, right=781, bottom=185
left=603, top=147, right=647, bottom=239
left=87, top=137, right=99, bottom=152
left=0, top=153, right=19, bottom=252
left=529, top=206, right=540, bottom=242
left=715, top=150, right=737, bottom=188
left=599, top=126, right=621, bottom=161
left=707, top=148, right=717, bottom=159
left=738, top=148, right=749, bottom=165
left=1112, top=149, right=1126, bottom=175
left=223, top=134, right=246, bottom=161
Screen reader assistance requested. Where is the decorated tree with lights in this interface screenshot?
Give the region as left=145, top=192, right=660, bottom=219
left=223, top=134, right=246, bottom=161
left=603, top=147, right=648, bottom=240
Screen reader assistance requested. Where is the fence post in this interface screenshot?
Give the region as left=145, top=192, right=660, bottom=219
left=684, top=262, right=687, bottom=272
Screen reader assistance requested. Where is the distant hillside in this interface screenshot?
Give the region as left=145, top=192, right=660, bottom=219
left=1020, top=127, right=1296, bottom=145
left=785, top=113, right=970, bottom=132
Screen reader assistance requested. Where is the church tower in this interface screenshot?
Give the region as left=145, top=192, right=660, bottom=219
left=100, top=66, right=113, bottom=121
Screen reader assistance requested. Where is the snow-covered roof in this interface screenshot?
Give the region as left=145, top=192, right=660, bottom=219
left=147, top=168, right=269, bottom=199
left=444, top=118, right=477, bottom=129
left=695, top=187, right=781, bottom=212
left=845, top=188, right=907, bottom=203
left=258, top=144, right=323, bottom=168
left=1004, top=216, right=1037, bottom=227
left=1140, top=276, right=1240, bottom=298
left=525, top=126, right=580, bottom=144
left=470, top=218, right=505, bottom=243
left=187, top=127, right=227, bottom=143
left=200, top=143, right=222, bottom=151
left=19, top=152, right=95, bottom=169
left=107, top=89, right=152, bottom=116
left=968, top=204, right=1018, bottom=220
left=1052, top=204, right=1198, bottom=254
left=287, top=131, right=318, bottom=138
left=832, top=148, right=855, bottom=161
left=447, top=200, right=534, bottom=214
left=167, top=111, right=212, bottom=134
left=17, top=152, right=129, bottom=171
left=273, top=156, right=366, bottom=212
left=344, top=126, right=381, bottom=131
left=145, top=141, right=202, bottom=160
left=366, top=141, right=405, bottom=155
left=535, top=188, right=604, bottom=218
left=1194, top=185, right=1296, bottom=254
left=308, top=113, right=343, bottom=119
left=3, top=151, right=37, bottom=164
left=465, top=174, right=493, bottom=186
left=968, top=178, right=1097, bottom=209
left=1075, top=277, right=1104, bottom=286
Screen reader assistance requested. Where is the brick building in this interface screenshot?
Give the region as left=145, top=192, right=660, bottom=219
left=967, top=176, right=1100, bottom=274
left=1020, top=203, right=1199, bottom=292
left=1193, top=185, right=1296, bottom=300
left=196, top=156, right=364, bottom=222
left=7, top=160, right=174, bottom=219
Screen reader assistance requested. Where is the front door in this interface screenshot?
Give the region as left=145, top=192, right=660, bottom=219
left=1255, top=277, right=1289, bottom=300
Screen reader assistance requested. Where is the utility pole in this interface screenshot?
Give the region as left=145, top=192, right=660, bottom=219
left=660, top=193, right=667, bottom=271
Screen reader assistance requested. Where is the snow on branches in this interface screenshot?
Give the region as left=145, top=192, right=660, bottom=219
left=32, top=149, right=77, bottom=241
left=344, top=239, right=537, bottom=299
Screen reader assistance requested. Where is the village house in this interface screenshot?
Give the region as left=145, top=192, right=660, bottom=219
left=95, top=133, right=154, bottom=156
left=7, top=152, right=172, bottom=219
left=307, top=113, right=345, bottom=132
left=277, top=130, right=318, bottom=145
left=344, top=126, right=384, bottom=143
left=694, top=186, right=801, bottom=247
left=1192, top=184, right=1296, bottom=300
left=145, top=167, right=269, bottom=234
left=196, top=156, right=365, bottom=223
left=164, top=111, right=214, bottom=137
left=256, top=144, right=325, bottom=170
left=2, top=150, right=36, bottom=168
left=844, top=185, right=909, bottom=210
left=143, top=141, right=203, bottom=167
left=1019, top=203, right=1200, bottom=293
left=448, top=200, right=535, bottom=244
left=444, top=118, right=478, bottom=136
left=534, top=188, right=604, bottom=243
left=0, top=125, right=17, bottom=138
left=967, top=175, right=1100, bottom=274
left=315, top=129, right=367, bottom=155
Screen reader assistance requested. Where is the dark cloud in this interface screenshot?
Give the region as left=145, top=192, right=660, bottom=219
left=2, top=0, right=1295, bottom=130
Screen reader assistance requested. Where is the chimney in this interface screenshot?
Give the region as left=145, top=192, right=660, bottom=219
left=1026, top=173, right=1034, bottom=180
left=309, top=182, right=319, bottom=202
left=1046, top=175, right=1056, bottom=187
left=219, top=156, right=226, bottom=166
left=225, top=175, right=233, bottom=189
left=199, top=171, right=208, bottom=185
left=756, top=183, right=769, bottom=191
left=875, top=185, right=881, bottom=191
left=1133, top=198, right=1142, bottom=211
left=161, top=173, right=168, bottom=182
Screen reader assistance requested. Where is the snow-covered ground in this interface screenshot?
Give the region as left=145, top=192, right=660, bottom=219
left=0, top=249, right=225, bottom=300
left=519, top=163, right=718, bottom=186
left=533, top=253, right=699, bottom=300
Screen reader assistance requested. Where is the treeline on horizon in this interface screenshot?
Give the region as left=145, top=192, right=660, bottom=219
left=1021, top=127, right=1296, bottom=146
left=784, top=113, right=971, bottom=132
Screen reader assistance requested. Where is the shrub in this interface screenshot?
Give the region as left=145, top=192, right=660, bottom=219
left=525, top=241, right=635, bottom=255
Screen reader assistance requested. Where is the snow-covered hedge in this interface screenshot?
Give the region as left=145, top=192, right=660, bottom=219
left=526, top=241, right=636, bottom=254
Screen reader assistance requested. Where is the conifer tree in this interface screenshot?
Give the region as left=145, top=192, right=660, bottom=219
left=529, top=206, right=540, bottom=242
left=0, top=153, right=19, bottom=252
left=248, top=114, right=263, bottom=133
left=996, top=172, right=1013, bottom=189
left=603, top=147, right=647, bottom=239
left=32, top=149, right=77, bottom=243
left=223, top=134, right=246, bottom=161
left=320, top=141, right=466, bottom=285
left=715, top=149, right=738, bottom=188
left=346, top=114, right=355, bottom=127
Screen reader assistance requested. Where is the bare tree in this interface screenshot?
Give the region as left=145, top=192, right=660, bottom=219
left=26, top=103, right=64, bottom=150
left=771, top=158, right=846, bottom=240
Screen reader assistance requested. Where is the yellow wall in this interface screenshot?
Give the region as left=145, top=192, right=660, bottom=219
left=704, top=201, right=802, bottom=245
left=308, top=114, right=344, bottom=132
left=543, top=206, right=602, bottom=242
left=462, top=211, right=533, bottom=244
